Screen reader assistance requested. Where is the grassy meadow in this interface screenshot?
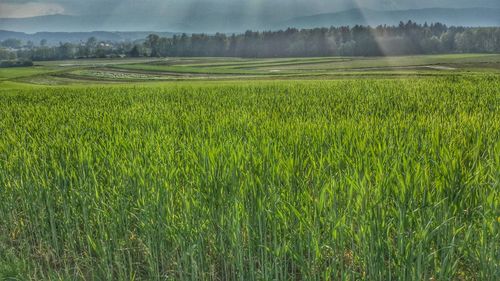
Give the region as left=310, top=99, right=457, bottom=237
left=0, top=55, right=499, bottom=280
left=1, top=54, right=500, bottom=84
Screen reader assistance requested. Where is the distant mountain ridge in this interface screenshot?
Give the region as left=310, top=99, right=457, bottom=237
left=0, top=7, right=498, bottom=37
left=283, top=8, right=500, bottom=29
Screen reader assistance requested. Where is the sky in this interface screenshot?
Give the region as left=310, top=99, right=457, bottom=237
left=1, top=0, right=499, bottom=19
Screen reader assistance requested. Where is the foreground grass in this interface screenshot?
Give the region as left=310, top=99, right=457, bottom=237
left=0, top=77, right=499, bottom=280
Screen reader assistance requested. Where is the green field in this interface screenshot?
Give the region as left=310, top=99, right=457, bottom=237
left=1, top=54, right=500, bottom=86
left=0, top=55, right=499, bottom=280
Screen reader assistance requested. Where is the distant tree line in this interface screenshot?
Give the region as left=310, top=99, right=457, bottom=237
left=146, top=22, right=500, bottom=57
left=0, top=37, right=133, bottom=64
left=1, top=21, right=500, bottom=64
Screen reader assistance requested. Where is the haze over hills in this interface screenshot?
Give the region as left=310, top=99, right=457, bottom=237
left=0, top=7, right=499, bottom=44
left=0, top=30, right=178, bottom=46
left=283, top=8, right=500, bottom=29
left=1, top=0, right=500, bottom=32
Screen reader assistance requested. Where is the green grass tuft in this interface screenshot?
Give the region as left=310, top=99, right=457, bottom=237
left=1, top=76, right=499, bottom=280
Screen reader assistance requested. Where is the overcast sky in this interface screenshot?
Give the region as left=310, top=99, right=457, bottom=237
left=1, top=0, right=499, bottom=18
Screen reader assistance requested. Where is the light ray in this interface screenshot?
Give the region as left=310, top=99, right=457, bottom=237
left=351, top=0, right=399, bottom=64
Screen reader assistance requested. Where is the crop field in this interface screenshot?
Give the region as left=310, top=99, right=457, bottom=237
left=0, top=55, right=499, bottom=280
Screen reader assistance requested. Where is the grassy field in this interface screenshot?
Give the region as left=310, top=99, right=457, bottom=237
left=1, top=54, right=500, bottom=85
left=0, top=55, right=499, bottom=280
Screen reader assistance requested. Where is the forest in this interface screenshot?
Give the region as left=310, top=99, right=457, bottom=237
left=1, top=21, right=500, bottom=63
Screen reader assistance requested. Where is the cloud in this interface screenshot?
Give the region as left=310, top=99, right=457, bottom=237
left=0, top=2, right=65, bottom=18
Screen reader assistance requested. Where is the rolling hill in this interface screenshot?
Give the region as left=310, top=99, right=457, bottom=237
left=283, top=8, right=500, bottom=29
left=0, top=30, right=177, bottom=46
